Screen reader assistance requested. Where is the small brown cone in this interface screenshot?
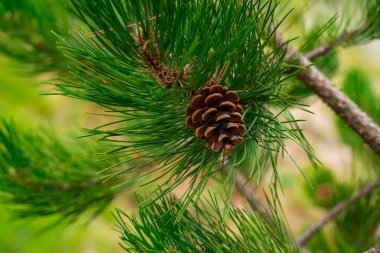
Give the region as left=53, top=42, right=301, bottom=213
left=185, top=83, right=246, bottom=153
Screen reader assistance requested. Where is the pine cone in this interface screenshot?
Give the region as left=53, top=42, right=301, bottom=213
left=186, top=84, right=246, bottom=153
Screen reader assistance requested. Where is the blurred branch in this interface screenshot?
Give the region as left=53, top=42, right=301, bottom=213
left=306, top=0, right=380, bottom=61
left=305, top=28, right=364, bottom=61
left=297, top=174, right=380, bottom=247
left=304, top=32, right=347, bottom=61
left=364, top=244, right=380, bottom=253
left=276, top=33, right=380, bottom=156
left=233, top=171, right=309, bottom=252
left=234, top=170, right=270, bottom=215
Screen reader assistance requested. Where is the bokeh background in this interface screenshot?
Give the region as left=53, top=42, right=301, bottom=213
left=0, top=0, right=379, bottom=252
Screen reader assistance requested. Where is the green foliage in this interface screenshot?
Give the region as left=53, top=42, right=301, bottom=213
left=342, top=0, right=380, bottom=46
left=0, top=120, right=133, bottom=225
left=304, top=167, right=353, bottom=208
left=340, top=69, right=379, bottom=126
left=115, top=193, right=299, bottom=253
left=0, top=61, right=50, bottom=117
left=0, top=205, right=118, bottom=253
left=307, top=230, right=358, bottom=253
left=0, top=0, right=72, bottom=72
left=52, top=0, right=313, bottom=215
left=302, top=0, right=380, bottom=48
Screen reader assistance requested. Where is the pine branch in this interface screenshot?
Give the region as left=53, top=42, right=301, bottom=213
left=364, top=245, right=380, bottom=253
left=305, top=27, right=366, bottom=61
left=304, top=32, right=348, bottom=61
left=54, top=0, right=314, bottom=217
left=295, top=56, right=380, bottom=156
left=276, top=33, right=380, bottom=156
left=303, top=0, right=380, bottom=61
left=297, top=174, right=380, bottom=247
left=131, top=29, right=190, bottom=89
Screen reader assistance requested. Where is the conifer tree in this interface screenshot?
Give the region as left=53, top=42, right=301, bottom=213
left=0, top=0, right=380, bottom=252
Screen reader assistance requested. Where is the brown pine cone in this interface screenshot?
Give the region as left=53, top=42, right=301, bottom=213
left=185, top=84, right=246, bottom=153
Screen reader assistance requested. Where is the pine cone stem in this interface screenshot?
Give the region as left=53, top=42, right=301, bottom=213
left=134, top=31, right=189, bottom=89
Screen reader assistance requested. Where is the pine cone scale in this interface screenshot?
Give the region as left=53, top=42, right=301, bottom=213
left=205, top=126, right=218, bottom=138
left=195, top=124, right=208, bottom=138
left=224, top=91, right=240, bottom=103
left=236, top=105, right=244, bottom=114
left=205, top=93, right=224, bottom=106
left=191, top=95, right=206, bottom=109
left=202, top=108, right=218, bottom=121
left=216, top=114, right=231, bottom=122
left=218, top=133, right=229, bottom=142
left=219, top=101, right=236, bottom=112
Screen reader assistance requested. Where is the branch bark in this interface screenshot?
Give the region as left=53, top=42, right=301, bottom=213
left=364, top=245, right=380, bottom=253
left=305, top=42, right=339, bottom=61
left=234, top=170, right=269, bottom=215
left=234, top=171, right=312, bottom=253
left=305, top=28, right=364, bottom=61
left=305, top=33, right=345, bottom=61
left=297, top=174, right=380, bottom=247
left=277, top=35, right=380, bottom=157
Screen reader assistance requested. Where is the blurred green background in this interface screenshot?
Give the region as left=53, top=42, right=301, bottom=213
left=0, top=58, right=133, bottom=253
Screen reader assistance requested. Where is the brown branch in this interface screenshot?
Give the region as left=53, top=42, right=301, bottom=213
left=234, top=170, right=312, bottom=253
left=86, top=15, right=189, bottom=89
left=134, top=32, right=189, bottom=89
left=295, top=57, right=380, bottom=156
left=305, top=27, right=364, bottom=61
left=217, top=155, right=269, bottom=215
left=297, top=174, right=380, bottom=247
left=234, top=170, right=270, bottom=215
left=364, top=245, right=380, bottom=253
left=277, top=34, right=380, bottom=157
left=304, top=34, right=346, bottom=61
